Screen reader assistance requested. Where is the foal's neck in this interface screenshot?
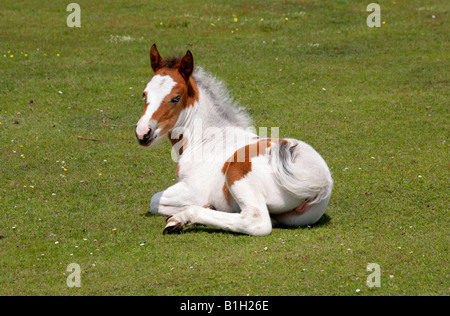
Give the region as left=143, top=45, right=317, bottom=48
left=168, top=73, right=255, bottom=160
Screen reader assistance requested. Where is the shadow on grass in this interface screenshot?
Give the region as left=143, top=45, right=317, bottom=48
left=166, top=213, right=332, bottom=236
left=274, top=213, right=332, bottom=230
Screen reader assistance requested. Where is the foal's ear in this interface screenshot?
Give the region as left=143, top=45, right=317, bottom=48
left=150, top=44, right=162, bottom=72
left=178, top=50, right=194, bottom=82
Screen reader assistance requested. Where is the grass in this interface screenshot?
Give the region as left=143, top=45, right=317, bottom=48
left=0, top=0, right=448, bottom=295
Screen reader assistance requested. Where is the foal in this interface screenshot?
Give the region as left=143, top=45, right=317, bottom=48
left=135, top=45, right=333, bottom=236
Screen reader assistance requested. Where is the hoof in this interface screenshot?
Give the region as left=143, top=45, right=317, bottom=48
left=163, top=218, right=184, bottom=235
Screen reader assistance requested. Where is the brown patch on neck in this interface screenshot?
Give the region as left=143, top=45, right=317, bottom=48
left=168, top=132, right=188, bottom=156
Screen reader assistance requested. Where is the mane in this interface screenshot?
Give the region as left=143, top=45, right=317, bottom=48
left=193, top=67, right=253, bottom=129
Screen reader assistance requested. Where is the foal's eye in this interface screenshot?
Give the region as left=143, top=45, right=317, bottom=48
left=142, top=92, right=146, bottom=98
left=171, top=96, right=181, bottom=103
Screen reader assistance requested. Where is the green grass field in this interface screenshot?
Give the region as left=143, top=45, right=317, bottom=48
left=0, top=0, right=448, bottom=295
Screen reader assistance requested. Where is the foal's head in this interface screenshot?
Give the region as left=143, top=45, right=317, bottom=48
left=135, top=44, right=196, bottom=147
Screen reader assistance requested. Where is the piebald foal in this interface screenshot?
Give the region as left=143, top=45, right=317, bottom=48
left=135, top=45, right=333, bottom=236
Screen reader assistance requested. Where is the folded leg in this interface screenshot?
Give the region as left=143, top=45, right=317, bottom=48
left=150, top=182, right=193, bottom=216
left=164, top=180, right=272, bottom=236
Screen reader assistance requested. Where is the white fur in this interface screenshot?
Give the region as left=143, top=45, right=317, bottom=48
left=145, top=68, right=333, bottom=236
left=193, top=67, right=253, bottom=130
left=270, top=139, right=333, bottom=205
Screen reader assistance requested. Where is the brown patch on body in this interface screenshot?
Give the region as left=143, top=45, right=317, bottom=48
left=222, top=139, right=282, bottom=204
left=222, top=183, right=231, bottom=205
left=222, top=139, right=273, bottom=185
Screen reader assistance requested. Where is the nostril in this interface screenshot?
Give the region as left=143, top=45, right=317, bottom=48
left=143, top=129, right=152, bottom=141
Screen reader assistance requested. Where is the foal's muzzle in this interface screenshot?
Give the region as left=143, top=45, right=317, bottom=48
left=135, top=128, right=156, bottom=147
left=136, top=118, right=159, bottom=147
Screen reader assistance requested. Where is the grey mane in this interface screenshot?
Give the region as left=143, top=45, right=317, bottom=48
left=193, top=67, right=253, bottom=130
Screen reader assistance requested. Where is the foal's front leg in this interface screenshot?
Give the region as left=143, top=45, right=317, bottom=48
left=150, top=182, right=193, bottom=216
left=164, top=181, right=273, bottom=236
left=150, top=191, right=164, bottom=214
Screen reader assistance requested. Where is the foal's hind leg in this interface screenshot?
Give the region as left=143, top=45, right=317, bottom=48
left=164, top=180, right=272, bottom=236
left=271, top=195, right=331, bottom=227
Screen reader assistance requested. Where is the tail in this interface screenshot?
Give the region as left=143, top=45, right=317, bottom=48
left=269, top=139, right=333, bottom=205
